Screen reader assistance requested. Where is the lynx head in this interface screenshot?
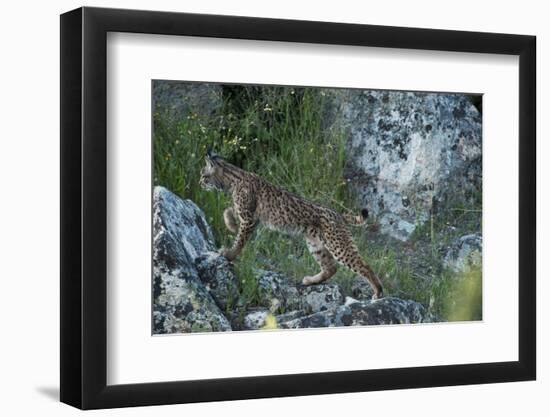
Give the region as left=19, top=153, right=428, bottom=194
left=199, top=149, right=228, bottom=191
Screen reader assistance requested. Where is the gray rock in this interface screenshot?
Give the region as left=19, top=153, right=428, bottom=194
left=279, top=308, right=346, bottom=329
left=195, top=251, right=240, bottom=311
left=350, top=278, right=375, bottom=300
left=242, top=309, right=309, bottom=330
left=298, top=282, right=344, bottom=313
left=279, top=297, right=433, bottom=328
left=153, top=186, right=231, bottom=333
left=341, top=90, right=482, bottom=241
left=444, top=233, right=482, bottom=273
left=255, top=270, right=300, bottom=312
left=275, top=310, right=307, bottom=323
left=345, top=296, right=360, bottom=306
left=378, top=214, right=416, bottom=242
left=242, top=296, right=434, bottom=330
left=153, top=81, right=222, bottom=120
left=255, top=270, right=344, bottom=314
left=339, top=297, right=433, bottom=325
left=243, top=310, right=270, bottom=330
left=153, top=186, right=215, bottom=264
left=153, top=270, right=231, bottom=334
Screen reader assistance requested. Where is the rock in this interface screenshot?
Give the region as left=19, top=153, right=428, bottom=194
left=255, top=270, right=300, bottom=312
left=279, top=297, right=433, bottom=328
left=153, top=271, right=231, bottom=334
left=275, top=310, right=307, bottom=323
left=298, top=282, right=344, bottom=313
left=153, top=186, right=215, bottom=264
left=279, top=308, right=346, bottom=329
left=345, top=296, right=360, bottom=306
left=255, top=270, right=344, bottom=314
left=444, top=233, right=482, bottom=273
left=339, top=297, right=433, bottom=325
left=243, top=297, right=434, bottom=330
left=350, top=278, right=375, bottom=300
left=341, top=90, right=482, bottom=241
left=243, top=310, right=270, bottom=330
left=378, top=214, right=416, bottom=242
left=242, top=309, right=309, bottom=330
left=195, top=251, right=240, bottom=311
left=153, top=186, right=231, bottom=333
left=153, top=81, right=222, bottom=120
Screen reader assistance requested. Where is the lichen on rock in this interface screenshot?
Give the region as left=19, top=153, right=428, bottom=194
left=153, top=186, right=231, bottom=334
left=340, top=90, right=482, bottom=241
left=444, top=233, right=482, bottom=273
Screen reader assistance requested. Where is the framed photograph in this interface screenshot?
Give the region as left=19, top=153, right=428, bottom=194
left=60, top=6, right=536, bottom=409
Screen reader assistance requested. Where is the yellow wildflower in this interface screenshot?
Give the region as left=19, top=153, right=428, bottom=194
left=261, top=314, right=278, bottom=330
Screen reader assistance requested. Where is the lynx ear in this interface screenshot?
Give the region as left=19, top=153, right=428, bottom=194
left=206, top=148, right=221, bottom=163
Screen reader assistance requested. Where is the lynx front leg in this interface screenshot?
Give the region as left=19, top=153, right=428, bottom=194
left=220, top=218, right=255, bottom=261
left=220, top=189, right=256, bottom=261
left=302, top=236, right=337, bottom=285
left=223, top=207, right=238, bottom=234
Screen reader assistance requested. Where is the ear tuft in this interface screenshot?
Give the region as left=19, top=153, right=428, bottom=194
left=206, top=148, right=221, bottom=161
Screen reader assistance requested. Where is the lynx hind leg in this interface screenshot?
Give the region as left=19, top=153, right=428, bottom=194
left=302, top=236, right=337, bottom=285
left=323, top=225, right=384, bottom=299
left=223, top=207, right=238, bottom=234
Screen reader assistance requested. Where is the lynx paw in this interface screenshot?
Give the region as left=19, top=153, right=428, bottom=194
left=220, top=248, right=236, bottom=261
left=302, top=275, right=320, bottom=285
left=372, top=290, right=384, bottom=300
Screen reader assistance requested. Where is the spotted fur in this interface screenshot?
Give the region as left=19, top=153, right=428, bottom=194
left=199, top=152, right=383, bottom=299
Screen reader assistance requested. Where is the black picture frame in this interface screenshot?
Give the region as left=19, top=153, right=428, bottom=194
left=60, top=6, right=536, bottom=410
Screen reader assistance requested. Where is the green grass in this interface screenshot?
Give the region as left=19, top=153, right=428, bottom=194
left=432, top=265, right=482, bottom=321
left=153, top=84, right=481, bottom=321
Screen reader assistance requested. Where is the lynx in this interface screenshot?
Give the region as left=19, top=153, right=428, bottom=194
left=199, top=151, right=384, bottom=299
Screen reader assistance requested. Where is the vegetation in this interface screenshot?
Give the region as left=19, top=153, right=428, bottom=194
left=153, top=84, right=482, bottom=321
